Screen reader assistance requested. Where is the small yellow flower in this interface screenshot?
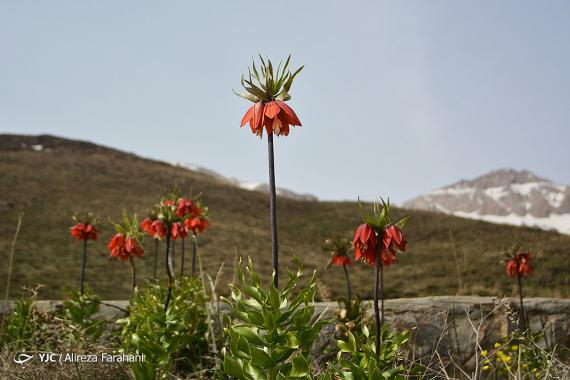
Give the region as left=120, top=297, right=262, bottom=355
left=494, top=342, right=501, bottom=349
left=481, top=350, right=488, bottom=356
left=483, top=365, right=490, bottom=371
left=511, top=345, right=519, bottom=351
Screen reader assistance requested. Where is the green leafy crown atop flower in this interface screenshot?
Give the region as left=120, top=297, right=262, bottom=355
left=236, top=54, right=303, bottom=103
left=358, top=197, right=410, bottom=232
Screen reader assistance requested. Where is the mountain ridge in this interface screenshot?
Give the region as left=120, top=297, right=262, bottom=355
left=3, top=134, right=318, bottom=202
left=403, top=169, right=570, bottom=234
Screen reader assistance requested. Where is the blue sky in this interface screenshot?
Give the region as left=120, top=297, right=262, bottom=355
left=1, top=1, right=569, bottom=202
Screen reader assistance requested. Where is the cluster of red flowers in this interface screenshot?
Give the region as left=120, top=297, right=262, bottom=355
left=140, top=197, right=210, bottom=241
left=140, top=218, right=167, bottom=239
left=353, top=224, right=407, bottom=266
left=240, top=100, right=302, bottom=137
left=108, top=233, right=144, bottom=261
left=506, top=252, right=533, bottom=277
left=70, top=222, right=99, bottom=241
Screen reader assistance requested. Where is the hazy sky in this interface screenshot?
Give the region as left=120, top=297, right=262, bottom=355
left=1, top=1, right=569, bottom=202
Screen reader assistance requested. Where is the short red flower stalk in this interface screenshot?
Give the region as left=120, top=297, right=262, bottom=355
left=237, top=55, right=303, bottom=287
left=505, top=248, right=534, bottom=332
left=70, top=212, right=99, bottom=295
left=353, top=199, right=409, bottom=357
left=322, top=236, right=354, bottom=302
left=108, top=212, right=144, bottom=293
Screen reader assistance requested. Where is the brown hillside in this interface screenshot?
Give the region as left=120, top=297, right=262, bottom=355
left=1, top=134, right=569, bottom=300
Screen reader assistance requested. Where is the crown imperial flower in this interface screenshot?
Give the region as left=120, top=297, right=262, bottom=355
left=506, top=252, right=533, bottom=277
left=176, top=198, right=196, bottom=218
left=108, top=233, right=144, bottom=261
left=184, top=216, right=210, bottom=233
left=70, top=222, right=99, bottom=241
left=171, top=221, right=188, bottom=240
left=237, top=55, right=303, bottom=137
left=331, top=254, right=353, bottom=267
left=353, top=224, right=378, bottom=264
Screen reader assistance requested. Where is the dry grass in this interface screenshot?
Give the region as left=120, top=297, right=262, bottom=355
left=0, top=349, right=130, bottom=380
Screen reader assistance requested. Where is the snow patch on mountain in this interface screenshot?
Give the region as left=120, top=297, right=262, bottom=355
left=402, top=169, right=570, bottom=235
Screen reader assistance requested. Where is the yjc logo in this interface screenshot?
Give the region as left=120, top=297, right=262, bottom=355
left=13, top=352, right=34, bottom=365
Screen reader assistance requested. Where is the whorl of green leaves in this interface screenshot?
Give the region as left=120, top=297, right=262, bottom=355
left=116, top=277, right=208, bottom=379
left=236, top=55, right=304, bottom=103
left=108, top=210, right=143, bottom=241
left=72, top=210, right=97, bottom=225
left=357, top=197, right=410, bottom=232
left=323, top=324, right=416, bottom=380
left=221, top=255, right=326, bottom=380
left=322, top=235, right=353, bottom=257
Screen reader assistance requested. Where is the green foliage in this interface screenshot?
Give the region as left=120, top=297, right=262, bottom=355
left=221, top=256, right=327, bottom=380
left=116, top=277, right=208, bottom=379
left=0, top=287, right=47, bottom=351
left=481, top=331, right=560, bottom=379
left=57, top=289, right=106, bottom=343
left=324, top=324, right=416, bottom=380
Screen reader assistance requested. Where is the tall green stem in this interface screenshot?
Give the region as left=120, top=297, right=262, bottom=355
left=517, top=273, right=527, bottom=333
left=129, top=255, right=137, bottom=292
left=80, top=240, right=87, bottom=295
left=191, top=233, right=197, bottom=276
left=180, top=238, right=185, bottom=277
left=267, top=132, right=279, bottom=287
left=380, top=263, right=384, bottom=326
left=343, top=264, right=352, bottom=302
left=172, top=240, right=176, bottom=270
left=164, top=236, right=173, bottom=313
left=374, top=240, right=382, bottom=357
left=152, top=238, right=158, bottom=279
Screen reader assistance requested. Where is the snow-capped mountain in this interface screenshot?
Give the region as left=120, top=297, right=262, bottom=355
left=402, top=169, right=570, bottom=235
left=172, top=162, right=318, bottom=202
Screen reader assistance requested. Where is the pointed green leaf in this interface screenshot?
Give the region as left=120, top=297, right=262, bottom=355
left=223, top=356, right=247, bottom=380
left=290, top=354, right=309, bottom=377
left=395, top=215, right=410, bottom=229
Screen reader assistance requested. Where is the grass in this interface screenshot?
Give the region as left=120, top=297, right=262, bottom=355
left=1, top=134, right=570, bottom=300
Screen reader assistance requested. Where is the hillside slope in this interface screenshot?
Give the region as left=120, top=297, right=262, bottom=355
left=1, top=134, right=569, bottom=300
